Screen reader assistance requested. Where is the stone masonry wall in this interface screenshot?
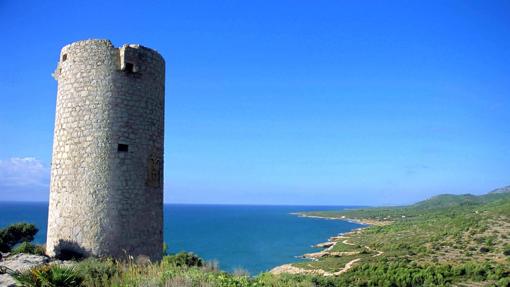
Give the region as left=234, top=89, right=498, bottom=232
left=46, top=39, right=165, bottom=261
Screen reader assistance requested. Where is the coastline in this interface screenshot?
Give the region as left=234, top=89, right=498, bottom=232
left=270, top=212, right=388, bottom=275
left=290, top=212, right=392, bottom=226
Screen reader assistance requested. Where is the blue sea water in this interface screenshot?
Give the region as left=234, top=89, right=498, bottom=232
left=0, top=202, right=362, bottom=274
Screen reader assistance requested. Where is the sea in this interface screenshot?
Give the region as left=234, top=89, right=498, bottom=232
left=0, top=202, right=362, bottom=275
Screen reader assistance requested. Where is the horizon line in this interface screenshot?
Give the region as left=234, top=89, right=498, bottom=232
left=0, top=200, right=374, bottom=207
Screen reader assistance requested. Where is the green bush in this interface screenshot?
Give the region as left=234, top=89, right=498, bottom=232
left=162, top=242, right=169, bottom=256
left=162, top=252, right=204, bottom=267
left=11, top=242, right=45, bottom=255
left=0, top=223, right=38, bottom=252
left=12, top=265, right=83, bottom=287
left=74, top=258, right=118, bottom=286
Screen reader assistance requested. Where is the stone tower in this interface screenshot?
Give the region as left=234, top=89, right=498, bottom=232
left=47, top=39, right=165, bottom=261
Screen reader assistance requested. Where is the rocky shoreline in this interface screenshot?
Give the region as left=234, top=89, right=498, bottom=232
left=270, top=212, right=382, bottom=275
left=302, top=227, right=365, bottom=259
left=270, top=227, right=365, bottom=275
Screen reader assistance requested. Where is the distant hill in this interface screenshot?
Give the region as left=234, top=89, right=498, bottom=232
left=301, top=185, right=510, bottom=221
left=412, top=193, right=481, bottom=210
left=489, top=185, right=510, bottom=194
left=411, top=186, right=510, bottom=211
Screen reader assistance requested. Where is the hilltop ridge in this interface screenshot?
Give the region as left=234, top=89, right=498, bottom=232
left=412, top=193, right=481, bottom=209
left=304, top=186, right=510, bottom=222
left=489, top=185, right=510, bottom=194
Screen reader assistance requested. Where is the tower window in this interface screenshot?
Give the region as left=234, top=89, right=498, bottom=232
left=125, top=62, right=134, bottom=73
left=118, top=144, right=129, bottom=152
left=62, top=54, right=67, bottom=62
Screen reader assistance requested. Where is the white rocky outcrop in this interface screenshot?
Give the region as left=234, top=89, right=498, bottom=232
left=0, top=253, right=50, bottom=287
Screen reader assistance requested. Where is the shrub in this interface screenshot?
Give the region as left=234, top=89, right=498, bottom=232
left=11, top=242, right=45, bottom=255
left=74, top=258, right=118, bottom=285
left=163, top=242, right=169, bottom=256
left=0, top=223, right=38, bottom=252
left=163, top=276, right=196, bottom=287
left=203, top=259, right=220, bottom=272
left=479, top=247, right=490, bottom=253
left=503, top=248, right=510, bottom=256
left=484, top=236, right=496, bottom=246
left=163, top=252, right=204, bottom=267
left=232, top=267, right=250, bottom=277
left=499, top=277, right=510, bottom=287
left=12, top=265, right=83, bottom=287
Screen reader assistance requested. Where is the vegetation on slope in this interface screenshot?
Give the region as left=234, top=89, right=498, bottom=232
left=296, top=186, right=510, bottom=286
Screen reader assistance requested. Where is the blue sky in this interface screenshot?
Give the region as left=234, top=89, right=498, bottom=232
left=0, top=1, right=509, bottom=205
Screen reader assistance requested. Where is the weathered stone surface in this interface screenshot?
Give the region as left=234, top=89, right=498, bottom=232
left=0, top=274, right=16, bottom=287
left=0, top=254, right=50, bottom=287
left=1, top=253, right=49, bottom=272
left=46, top=39, right=165, bottom=261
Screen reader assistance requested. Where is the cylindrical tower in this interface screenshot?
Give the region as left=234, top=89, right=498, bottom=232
left=47, top=39, right=165, bottom=261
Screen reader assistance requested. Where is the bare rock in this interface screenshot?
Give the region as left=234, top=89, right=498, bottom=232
left=302, top=251, right=327, bottom=259
left=1, top=253, right=49, bottom=272
left=0, top=253, right=50, bottom=287
left=0, top=274, right=17, bottom=287
left=314, top=242, right=335, bottom=248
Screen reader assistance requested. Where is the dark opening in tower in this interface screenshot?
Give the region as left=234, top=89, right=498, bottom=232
left=125, top=63, right=134, bottom=73
left=118, top=144, right=129, bottom=152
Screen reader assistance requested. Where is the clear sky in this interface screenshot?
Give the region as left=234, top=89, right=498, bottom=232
left=0, top=1, right=509, bottom=205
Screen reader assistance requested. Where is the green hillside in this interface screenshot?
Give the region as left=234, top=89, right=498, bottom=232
left=412, top=193, right=481, bottom=209
left=295, top=187, right=510, bottom=286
